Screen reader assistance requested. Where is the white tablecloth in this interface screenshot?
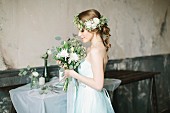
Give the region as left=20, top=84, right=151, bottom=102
left=9, top=78, right=67, bottom=113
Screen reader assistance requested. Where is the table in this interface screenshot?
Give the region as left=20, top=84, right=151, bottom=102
left=9, top=78, right=67, bottom=113
left=10, top=78, right=121, bottom=113
left=105, top=70, right=160, bottom=113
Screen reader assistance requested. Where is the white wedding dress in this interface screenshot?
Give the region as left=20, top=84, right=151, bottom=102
left=67, top=60, right=121, bottom=113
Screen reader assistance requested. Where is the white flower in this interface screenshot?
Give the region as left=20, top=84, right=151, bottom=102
left=57, top=49, right=69, bottom=61
left=59, top=49, right=69, bottom=57
left=85, top=21, right=92, bottom=29
left=68, top=53, right=79, bottom=64
left=77, top=24, right=81, bottom=29
left=32, top=72, right=39, bottom=77
left=47, top=49, right=52, bottom=55
left=84, top=18, right=100, bottom=30
left=91, top=23, right=97, bottom=29
left=63, top=41, right=66, bottom=45
left=71, top=53, right=79, bottom=61
left=93, top=18, right=100, bottom=25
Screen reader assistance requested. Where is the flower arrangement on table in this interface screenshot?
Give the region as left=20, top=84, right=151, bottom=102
left=18, top=65, right=40, bottom=89
left=52, top=36, right=87, bottom=91
left=18, top=48, right=52, bottom=89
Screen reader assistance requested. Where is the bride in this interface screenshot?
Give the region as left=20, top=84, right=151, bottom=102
left=64, top=9, right=115, bottom=113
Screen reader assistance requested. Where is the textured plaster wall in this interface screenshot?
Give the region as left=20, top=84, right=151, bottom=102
left=0, top=0, right=170, bottom=69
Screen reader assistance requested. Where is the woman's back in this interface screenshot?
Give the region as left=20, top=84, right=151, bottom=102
left=86, top=42, right=108, bottom=71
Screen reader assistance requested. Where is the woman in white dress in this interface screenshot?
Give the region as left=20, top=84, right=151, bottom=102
left=64, top=9, right=115, bottom=113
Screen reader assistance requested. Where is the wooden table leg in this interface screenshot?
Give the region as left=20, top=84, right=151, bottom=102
left=10, top=103, right=16, bottom=113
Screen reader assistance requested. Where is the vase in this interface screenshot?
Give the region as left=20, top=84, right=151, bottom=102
left=30, top=77, right=39, bottom=89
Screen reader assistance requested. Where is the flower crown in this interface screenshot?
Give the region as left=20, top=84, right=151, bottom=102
left=73, top=15, right=108, bottom=31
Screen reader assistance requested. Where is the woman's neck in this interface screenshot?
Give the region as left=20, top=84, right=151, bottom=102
left=91, top=34, right=103, bottom=47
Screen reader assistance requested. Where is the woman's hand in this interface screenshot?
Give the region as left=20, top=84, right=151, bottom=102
left=64, top=69, right=75, bottom=78
left=56, top=60, right=61, bottom=65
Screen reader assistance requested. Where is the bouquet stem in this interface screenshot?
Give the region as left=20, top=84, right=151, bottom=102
left=63, top=78, right=69, bottom=92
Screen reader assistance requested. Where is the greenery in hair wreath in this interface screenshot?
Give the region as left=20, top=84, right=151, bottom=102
left=73, top=15, right=108, bottom=31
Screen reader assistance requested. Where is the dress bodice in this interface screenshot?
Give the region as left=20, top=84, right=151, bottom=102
left=78, top=60, right=93, bottom=78
left=68, top=60, right=119, bottom=113
left=77, top=59, right=121, bottom=91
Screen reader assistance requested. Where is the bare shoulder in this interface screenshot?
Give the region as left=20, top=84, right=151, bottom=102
left=89, top=46, right=106, bottom=60
left=91, top=46, right=106, bottom=55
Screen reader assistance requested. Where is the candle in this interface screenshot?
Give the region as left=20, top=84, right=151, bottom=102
left=39, top=77, right=45, bottom=86
left=59, top=70, right=64, bottom=81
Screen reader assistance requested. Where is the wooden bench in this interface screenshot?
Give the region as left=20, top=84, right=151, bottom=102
left=105, top=70, right=160, bottom=113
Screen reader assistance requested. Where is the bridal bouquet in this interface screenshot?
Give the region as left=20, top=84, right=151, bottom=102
left=52, top=36, right=86, bottom=91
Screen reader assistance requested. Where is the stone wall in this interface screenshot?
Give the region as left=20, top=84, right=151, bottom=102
left=0, top=0, right=170, bottom=69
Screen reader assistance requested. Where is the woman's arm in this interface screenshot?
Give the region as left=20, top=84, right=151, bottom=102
left=65, top=48, right=104, bottom=91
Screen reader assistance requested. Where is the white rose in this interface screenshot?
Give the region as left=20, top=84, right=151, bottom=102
left=84, top=21, right=92, bottom=29
left=93, top=18, right=100, bottom=25
left=91, top=23, right=97, bottom=29
left=32, top=72, right=39, bottom=77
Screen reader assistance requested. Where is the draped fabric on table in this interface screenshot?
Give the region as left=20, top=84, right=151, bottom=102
left=67, top=78, right=121, bottom=113
left=9, top=84, right=67, bottom=113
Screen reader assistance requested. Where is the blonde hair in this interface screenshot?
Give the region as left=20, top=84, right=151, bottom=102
left=77, top=9, right=111, bottom=51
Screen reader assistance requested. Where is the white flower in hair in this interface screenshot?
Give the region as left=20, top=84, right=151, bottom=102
left=85, top=21, right=92, bottom=29
left=77, top=24, right=81, bottom=30
left=73, top=14, right=108, bottom=31
left=93, top=18, right=100, bottom=25
left=91, top=23, right=98, bottom=29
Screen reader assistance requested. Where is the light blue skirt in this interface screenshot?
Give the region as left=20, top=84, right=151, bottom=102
left=74, top=84, right=115, bottom=113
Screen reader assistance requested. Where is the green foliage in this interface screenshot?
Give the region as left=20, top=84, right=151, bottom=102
left=18, top=65, right=36, bottom=77
left=55, top=36, right=61, bottom=40
left=73, top=14, right=108, bottom=31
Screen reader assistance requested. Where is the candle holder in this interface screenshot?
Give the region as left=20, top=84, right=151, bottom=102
left=39, top=76, right=45, bottom=87
left=30, top=76, right=39, bottom=89
left=59, top=67, right=64, bottom=81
